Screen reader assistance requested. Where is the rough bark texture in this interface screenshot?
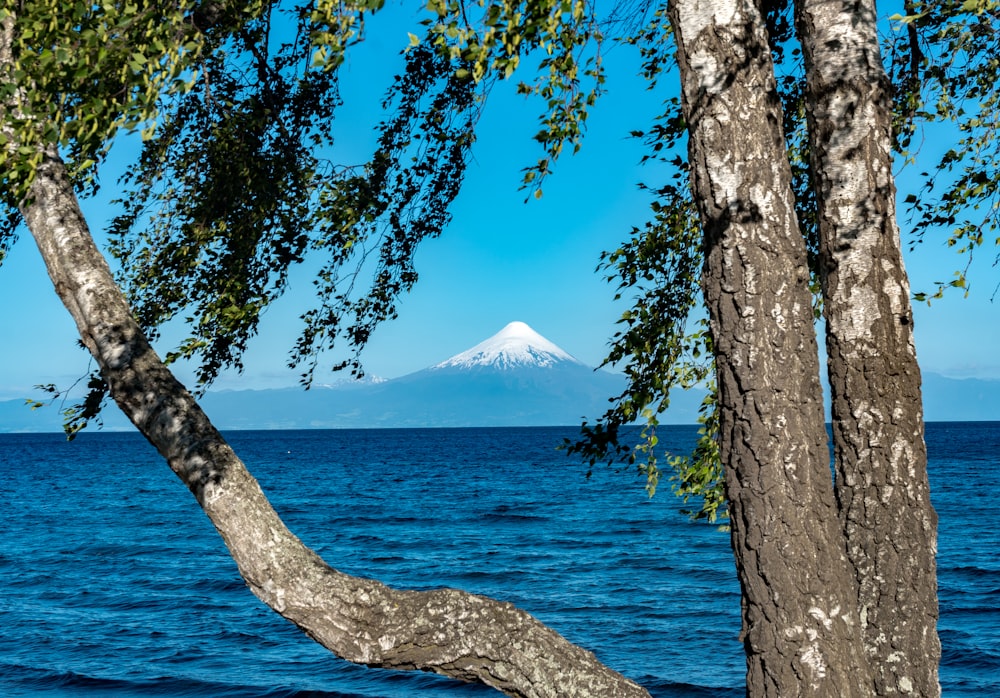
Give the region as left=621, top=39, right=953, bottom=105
left=2, top=18, right=649, bottom=698
left=16, top=155, right=653, bottom=698
left=18, top=158, right=654, bottom=698
left=666, top=0, right=873, bottom=695
left=797, top=0, right=940, bottom=694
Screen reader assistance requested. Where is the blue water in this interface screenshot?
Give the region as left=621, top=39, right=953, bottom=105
left=1, top=424, right=997, bottom=696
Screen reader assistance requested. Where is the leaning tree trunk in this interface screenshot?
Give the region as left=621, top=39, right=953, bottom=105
left=15, top=156, right=649, bottom=697
left=797, top=0, right=940, bottom=694
left=666, top=0, right=873, bottom=695
left=1, top=21, right=647, bottom=698
left=15, top=153, right=653, bottom=698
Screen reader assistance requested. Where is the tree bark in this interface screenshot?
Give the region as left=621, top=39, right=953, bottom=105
left=21, top=158, right=653, bottom=698
left=666, top=0, right=873, bottom=694
left=796, top=0, right=940, bottom=694
left=2, top=17, right=648, bottom=698
left=17, top=154, right=652, bottom=698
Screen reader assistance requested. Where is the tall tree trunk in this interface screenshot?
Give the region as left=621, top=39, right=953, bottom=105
left=667, top=0, right=873, bottom=694
left=797, top=0, right=940, bottom=694
left=2, top=17, right=648, bottom=698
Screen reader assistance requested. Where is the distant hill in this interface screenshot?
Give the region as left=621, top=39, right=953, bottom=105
left=199, top=322, right=704, bottom=429
left=921, top=373, right=1000, bottom=422
left=1, top=323, right=994, bottom=433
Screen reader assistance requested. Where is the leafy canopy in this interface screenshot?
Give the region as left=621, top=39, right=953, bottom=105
left=890, top=0, right=1000, bottom=300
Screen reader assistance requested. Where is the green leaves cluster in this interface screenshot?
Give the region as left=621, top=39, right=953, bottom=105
left=108, top=3, right=342, bottom=387
left=0, top=0, right=208, bottom=269
left=26, top=373, right=108, bottom=438
left=890, top=0, right=1000, bottom=299
left=103, top=3, right=483, bottom=389
left=101, top=0, right=607, bottom=390
left=309, top=0, right=387, bottom=69
left=565, top=177, right=724, bottom=520
left=574, top=240, right=725, bottom=521
left=293, top=43, right=479, bottom=381
left=0, top=0, right=205, bottom=201
left=3, top=1, right=487, bottom=431
left=413, top=0, right=605, bottom=193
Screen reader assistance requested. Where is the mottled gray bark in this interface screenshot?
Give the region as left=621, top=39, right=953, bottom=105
left=2, top=18, right=648, bottom=698
left=667, top=0, right=873, bottom=695
left=797, top=0, right=940, bottom=694
left=19, top=159, right=653, bottom=698
left=16, top=156, right=651, bottom=698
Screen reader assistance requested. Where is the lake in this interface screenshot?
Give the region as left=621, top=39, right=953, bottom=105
left=1, top=424, right=997, bottom=696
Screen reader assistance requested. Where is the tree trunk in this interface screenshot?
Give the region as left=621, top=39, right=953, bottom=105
left=22, top=155, right=656, bottom=697
left=666, top=0, right=873, bottom=694
left=2, top=21, right=647, bottom=698
left=15, top=152, right=652, bottom=698
left=796, top=0, right=940, bottom=694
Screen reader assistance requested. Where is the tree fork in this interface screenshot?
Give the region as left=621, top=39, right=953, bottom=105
left=667, top=0, right=874, bottom=694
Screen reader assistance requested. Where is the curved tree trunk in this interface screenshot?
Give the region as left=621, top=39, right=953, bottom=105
left=667, top=0, right=873, bottom=694
left=15, top=150, right=648, bottom=697
left=796, top=0, right=940, bottom=694
left=0, top=9, right=648, bottom=688
left=15, top=149, right=651, bottom=698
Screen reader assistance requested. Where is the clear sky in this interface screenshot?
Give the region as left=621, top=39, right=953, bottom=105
left=0, top=5, right=997, bottom=403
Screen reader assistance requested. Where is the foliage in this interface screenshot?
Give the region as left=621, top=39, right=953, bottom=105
left=564, top=182, right=717, bottom=510
left=103, top=0, right=609, bottom=390
left=291, top=44, right=480, bottom=381
left=107, top=3, right=341, bottom=386
left=413, top=0, right=606, bottom=194
left=889, top=0, right=1000, bottom=299
left=107, top=4, right=482, bottom=388
left=0, top=0, right=199, bottom=266
left=666, top=387, right=724, bottom=523
left=0, top=0, right=214, bottom=207
left=4, top=0, right=490, bottom=423
left=25, top=373, right=108, bottom=439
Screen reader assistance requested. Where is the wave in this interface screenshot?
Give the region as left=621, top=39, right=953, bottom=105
left=0, top=663, right=370, bottom=698
left=636, top=675, right=743, bottom=697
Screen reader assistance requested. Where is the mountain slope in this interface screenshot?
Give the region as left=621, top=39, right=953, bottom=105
left=434, top=320, right=583, bottom=370
left=202, top=322, right=635, bottom=428
left=1, top=322, right=703, bottom=431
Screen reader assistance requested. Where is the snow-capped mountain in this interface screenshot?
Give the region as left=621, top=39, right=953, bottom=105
left=0, top=322, right=707, bottom=431
left=434, top=321, right=583, bottom=371
left=4, top=322, right=998, bottom=431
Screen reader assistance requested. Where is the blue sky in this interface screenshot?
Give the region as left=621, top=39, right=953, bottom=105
left=0, top=5, right=998, bottom=403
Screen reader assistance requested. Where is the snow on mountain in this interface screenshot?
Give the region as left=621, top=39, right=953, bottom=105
left=0, top=320, right=715, bottom=431
left=433, top=321, right=584, bottom=371
left=315, top=374, right=388, bottom=388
